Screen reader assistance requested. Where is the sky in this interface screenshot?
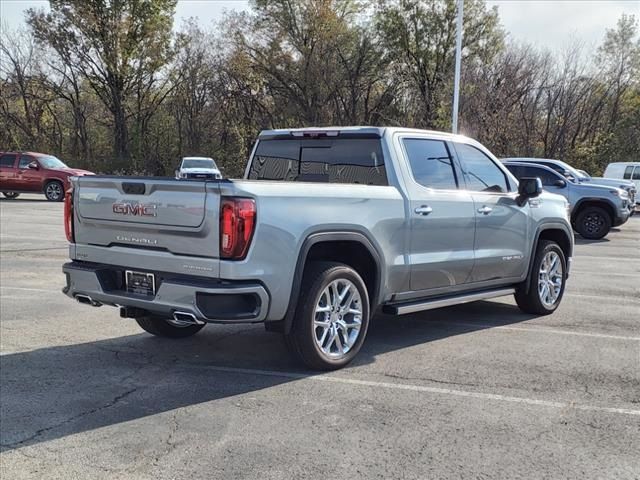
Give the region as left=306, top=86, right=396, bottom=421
left=1, top=0, right=638, bottom=51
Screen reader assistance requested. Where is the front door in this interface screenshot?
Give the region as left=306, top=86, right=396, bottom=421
left=401, top=137, right=476, bottom=291
left=16, top=155, right=41, bottom=192
left=453, top=143, right=529, bottom=283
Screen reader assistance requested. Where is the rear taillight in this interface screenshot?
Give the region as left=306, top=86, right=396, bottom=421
left=64, top=187, right=74, bottom=242
left=220, top=197, right=256, bottom=260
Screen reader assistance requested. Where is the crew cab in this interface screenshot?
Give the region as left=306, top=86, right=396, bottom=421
left=503, top=157, right=636, bottom=210
left=503, top=161, right=631, bottom=239
left=0, top=152, right=94, bottom=201
left=63, top=127, right=573, bottom=370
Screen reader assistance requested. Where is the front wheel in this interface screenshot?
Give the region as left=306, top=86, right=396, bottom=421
left=574, top=206, right=611, bottom=239
left=2, top=192, right=20, bottom=199
left=135, top=316, right=205, bottom=338
left=515, top=240, right=567, bottom=315
left=285, top=261, right=370, bottom=370
left=44, top=181, right=64, bottom=202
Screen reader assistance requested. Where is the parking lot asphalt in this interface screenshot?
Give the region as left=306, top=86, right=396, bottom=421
left=1, top=195, right=638, bottom=480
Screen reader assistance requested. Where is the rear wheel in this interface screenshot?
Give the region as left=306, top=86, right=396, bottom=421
left=135, top=316, right=205, bottom=338
left=284, top=261, right=370, bottom=370
left=44, top=180, right=64, bottom=202
left=515, top=240, right=566, bottom=315
left=2, top=192, right=20, bottom=199
left=574, top=206, right=611, bottom=239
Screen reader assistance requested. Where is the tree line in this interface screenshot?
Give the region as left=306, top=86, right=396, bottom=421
left=1, top=0, right=638, bottom=178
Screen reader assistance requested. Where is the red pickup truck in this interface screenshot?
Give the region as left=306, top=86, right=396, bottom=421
left=0, top=151, right=94, bottom=201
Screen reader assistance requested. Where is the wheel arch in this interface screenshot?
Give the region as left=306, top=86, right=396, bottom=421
left=523, top=223, right=573, bottom=294
left=571, top=198, right=616, bottom=224
left=280, top=231, right=383, bottom=334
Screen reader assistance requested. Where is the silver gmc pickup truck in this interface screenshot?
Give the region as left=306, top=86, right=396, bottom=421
left=63, top=127, right=574, bottom=370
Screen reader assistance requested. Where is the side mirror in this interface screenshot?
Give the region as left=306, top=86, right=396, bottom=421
left=553, top=179, right=566, bottom=188
left=517, top=177, right=542, bottom=206
left=28, top=161, right=39, bottom=170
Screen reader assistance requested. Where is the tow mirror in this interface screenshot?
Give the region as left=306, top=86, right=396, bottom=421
left=517, top=177, right=542, bottom=206
left=27, top=161, right=39, bottom=170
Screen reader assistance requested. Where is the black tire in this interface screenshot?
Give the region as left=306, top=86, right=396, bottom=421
left=574, top=206, right=611, bottom=239
left=2, top=192, right=20, bottom=199
left=284, top=261, right=370, bottom=370
left=44, top=180, right=64, bottom=202
left=135, top=316, right=205, bottom=338
left=515, top=240, right=567, bottom=315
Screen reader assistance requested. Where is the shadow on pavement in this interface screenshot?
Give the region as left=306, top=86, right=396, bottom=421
left=0, top=300, right=536, bottom=452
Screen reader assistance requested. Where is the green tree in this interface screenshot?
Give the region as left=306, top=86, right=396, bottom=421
left=27, top=0, right=177, bottom=168
left=375, top=0, right=504, bottom=129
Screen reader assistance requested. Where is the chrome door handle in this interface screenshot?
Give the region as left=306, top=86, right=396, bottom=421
left=414, top=205, right=433, bottom=215
left=477, top=206, right=493, bottom=215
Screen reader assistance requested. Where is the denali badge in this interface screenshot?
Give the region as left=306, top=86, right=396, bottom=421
left=112, top=202, right=157, bottom=217
left=116, top=235, right=158, bottom=245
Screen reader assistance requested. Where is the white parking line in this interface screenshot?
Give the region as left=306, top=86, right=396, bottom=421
left=444, top=322, right=640, bottom=341
left=573, top=255, right=639, bottom=261
left=570, top=270, right=640, bottom=278
left=565, top=292, right=640, bottom=302
left=204, top=365, right=640, bottom=417
left=0, top=286, right=61, bottom=294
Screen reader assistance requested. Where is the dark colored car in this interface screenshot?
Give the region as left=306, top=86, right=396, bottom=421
left=0, top=152, right=94, bottom=201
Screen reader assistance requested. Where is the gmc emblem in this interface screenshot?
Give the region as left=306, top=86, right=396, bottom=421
left=112, top=202, right=157, bottom=217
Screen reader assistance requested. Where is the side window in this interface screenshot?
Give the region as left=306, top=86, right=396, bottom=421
left=18, top=155, right=34, bottom=169
left=623, top=166, right=633, bottom=179
left=522, top=166, right=559, bottom=186
left=504, top=165, right=522, bottom=179
left=403, top=138, right=458, bottom=190
left=541, top=162, right=564, bottom=176
left=455, top=143, right=509, bottom=193
left=0, top=154, right=16, bottom=167
left=632, top=168, right=640, bottom=180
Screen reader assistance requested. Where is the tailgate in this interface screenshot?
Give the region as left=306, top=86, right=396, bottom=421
left=73, top=176, right=220, bottom=258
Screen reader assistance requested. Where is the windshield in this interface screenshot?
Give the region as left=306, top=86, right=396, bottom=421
left=182, top=159, right=216, bottom=169
left=39, top=156, right=68, bottom=169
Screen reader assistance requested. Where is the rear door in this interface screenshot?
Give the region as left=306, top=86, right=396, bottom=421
left=400, top=136, right=476, bottom=291
left=453, top=143, right=529, bottom=283
left=0, top=153, right=17, bottom=190
left=74, top=176, right=221, bottom=259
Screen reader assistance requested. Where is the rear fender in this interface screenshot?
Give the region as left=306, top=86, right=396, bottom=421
left=281, top=231, right=383, bottom=334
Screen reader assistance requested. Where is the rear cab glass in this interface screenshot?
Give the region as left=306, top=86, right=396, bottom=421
left=248, top=136, right=388, bottom=186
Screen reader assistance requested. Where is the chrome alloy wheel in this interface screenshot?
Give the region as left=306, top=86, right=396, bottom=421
left=313, top=279, right=363, bottom=358
left=46, top=182, right=62, bottom=200
left=538, top=251, right=563, bottom=308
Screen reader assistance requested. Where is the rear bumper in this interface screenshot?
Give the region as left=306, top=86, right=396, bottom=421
left=62, top=262, right=269, bottom=323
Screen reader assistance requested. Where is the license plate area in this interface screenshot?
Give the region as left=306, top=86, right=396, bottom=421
left=125, top=270, right=156, bottom=296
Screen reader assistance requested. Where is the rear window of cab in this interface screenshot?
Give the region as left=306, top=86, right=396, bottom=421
left=248, top=138, right=388, bottom=186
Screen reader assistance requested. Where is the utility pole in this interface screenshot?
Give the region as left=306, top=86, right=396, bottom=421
left=452, top=0, right=464, bottom=134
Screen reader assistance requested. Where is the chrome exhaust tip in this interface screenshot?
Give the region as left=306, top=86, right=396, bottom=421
left=172, top=311, right=205, bottom=326
left=75, top=294, right=102, bottom=307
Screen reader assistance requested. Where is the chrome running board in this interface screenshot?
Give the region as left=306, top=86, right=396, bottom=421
left=383, top=287, right=515, bottom=315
